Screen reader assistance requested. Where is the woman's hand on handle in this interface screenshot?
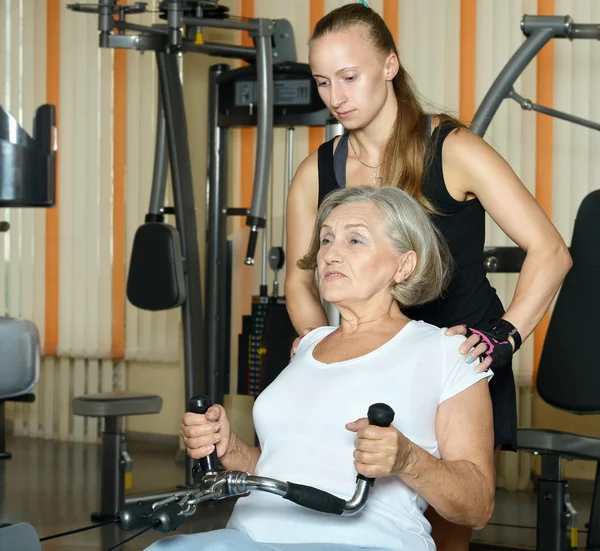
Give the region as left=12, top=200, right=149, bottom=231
left=181, top=404, right=231, bottom=460
left=346, top=418, right=413, bottom=479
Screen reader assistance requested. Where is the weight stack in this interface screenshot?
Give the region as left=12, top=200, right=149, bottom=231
left=238, top=296, right=269, bottom=396
left=237, top=296, right=297, bottom=396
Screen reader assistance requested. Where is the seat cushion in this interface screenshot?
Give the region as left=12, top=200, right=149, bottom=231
left=0, top=317, right=40, bottom=400
left=72, top=391, right=162, bottom=417
left=518, top=428, right=600, bottom=461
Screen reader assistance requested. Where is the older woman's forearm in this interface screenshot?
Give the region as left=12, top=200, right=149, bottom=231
left=220, top=432, right=262, bottom=475
left=503, top=242, right=571, bottom=342
left=285, top=279, right=329, bottom=335
left=399, top=442, right=494, bottom=530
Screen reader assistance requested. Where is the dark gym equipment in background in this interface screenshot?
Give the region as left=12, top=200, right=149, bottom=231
left=0, top=100, right=51, bottom=549
left=470, top=15, right=600, bottom=551
left=67, top=0, right=290, bottom=496
left=0, top=103, right=56, bottom=461
left=0, top=104, right=56, bottom=209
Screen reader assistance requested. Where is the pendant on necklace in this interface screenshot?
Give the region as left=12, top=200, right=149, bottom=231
left=371, top=167, right=378, bottom=185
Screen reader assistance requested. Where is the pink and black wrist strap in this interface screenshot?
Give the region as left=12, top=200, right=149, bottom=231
left=466, top=319, right=522, bottom=370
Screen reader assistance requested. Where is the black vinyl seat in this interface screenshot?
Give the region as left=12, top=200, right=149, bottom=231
left=0, top=318, right=40, bottom=460
left=0, top=318, right=42, bottom=549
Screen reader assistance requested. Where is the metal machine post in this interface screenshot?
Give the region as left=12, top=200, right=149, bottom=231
left=156, top=51, right=205, bottom=486
left=205, top=64, right=230, bottom=407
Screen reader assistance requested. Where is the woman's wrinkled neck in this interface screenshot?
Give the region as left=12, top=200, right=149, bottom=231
left=335, top=297, right=407, bottom=335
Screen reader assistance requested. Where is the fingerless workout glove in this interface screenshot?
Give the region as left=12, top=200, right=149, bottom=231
left=466, top=319, right=521, bottom=370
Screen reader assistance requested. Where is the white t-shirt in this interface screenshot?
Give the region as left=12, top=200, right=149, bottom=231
left=228, top=320, right=492, bottom=550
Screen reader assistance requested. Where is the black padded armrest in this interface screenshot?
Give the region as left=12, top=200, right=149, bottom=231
left=518, top=428, right=600, bottom=462
left=72, top=392, right=163, bottom=417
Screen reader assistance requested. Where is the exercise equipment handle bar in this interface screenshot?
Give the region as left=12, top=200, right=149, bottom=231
left=508, top=88, right=600, bottom=132
left=243, top=19, right=274, bottom=266
left=113, top=398, right=396, bottom=537
left=521, top=15, right=600, bottom=40
left=30, top=400, right=394, bottom=549
left=471, top=15, right=600, bottom=137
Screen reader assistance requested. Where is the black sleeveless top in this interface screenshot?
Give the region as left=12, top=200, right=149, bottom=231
left=316, top=121, right=504, bottom=328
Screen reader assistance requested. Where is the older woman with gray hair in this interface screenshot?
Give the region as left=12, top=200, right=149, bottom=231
left=150, top=186, right=495, bottom=551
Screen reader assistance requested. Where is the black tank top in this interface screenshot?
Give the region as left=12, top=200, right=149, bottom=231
left=316, top=121, right=504, bottom=328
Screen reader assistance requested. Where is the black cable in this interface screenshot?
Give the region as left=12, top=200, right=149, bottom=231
left=487, top=521, right=535, bottom=530
left=269, top=145, right=275, bottom=252
left=487, top=521, right=588, bottom=534
left=39, top=519, right=117, bottom=541
left=105, top=522, right=159, bottom=551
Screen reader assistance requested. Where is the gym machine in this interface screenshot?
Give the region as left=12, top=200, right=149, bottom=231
left=206, top=61, right=332, bottom=403
left=66, top=1, right=341, bottom=509
left=66, top=0, right=299, bottom=492
left=469, top=15, right=600, bottom=551
left=476, top=15, right=600, bottom=278
left=0, top=104, right=56, bottom=210
left=0, top=102, right=56, bottom=459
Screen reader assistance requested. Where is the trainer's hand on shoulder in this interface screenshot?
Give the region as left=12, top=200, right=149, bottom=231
left=290, top=327, right=314, bottom=358
left=181, top=404, right=231, bottom=460
left=445, top=324, right=492, bottom=372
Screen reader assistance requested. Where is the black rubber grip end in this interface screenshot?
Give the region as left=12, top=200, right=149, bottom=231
left=188, top=395, right=212, bottom=415
left=367, top=403, right=395, bottom=427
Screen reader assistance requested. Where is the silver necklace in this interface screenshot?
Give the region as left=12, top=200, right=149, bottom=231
left=348, top=134, right=382, bottom=185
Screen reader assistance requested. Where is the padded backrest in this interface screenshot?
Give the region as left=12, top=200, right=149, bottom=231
left=537, top=190, right=600, bottom=413
left=0, top=317, right=40, bottom=399
left=126, top=222, right=186, bottom=311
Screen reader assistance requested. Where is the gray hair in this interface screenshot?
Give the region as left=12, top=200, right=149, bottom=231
left=297, top=186, right=453, bottom=308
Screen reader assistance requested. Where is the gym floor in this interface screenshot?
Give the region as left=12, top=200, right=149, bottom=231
left=0, top=436, right=594, bottom=550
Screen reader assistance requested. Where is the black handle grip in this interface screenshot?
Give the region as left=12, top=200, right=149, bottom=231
left=367, top=403, right=395, bottom=428
left=188, top=395, right=219, bottom=477
left=358, top=402, right=396, bottom=486
left=244, top=228, right=259, bottom=265
left=284, top=482, right=346, bottom=515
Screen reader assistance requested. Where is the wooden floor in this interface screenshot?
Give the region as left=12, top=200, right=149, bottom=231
left=0, top=435, right=595, bottom=550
